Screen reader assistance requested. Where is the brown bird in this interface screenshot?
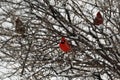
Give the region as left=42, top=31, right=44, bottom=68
left=15, top=17, right=25, bottom=37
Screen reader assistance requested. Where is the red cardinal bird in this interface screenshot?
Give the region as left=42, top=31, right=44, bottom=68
left=59, top=37, right=71, bottom=53
left=94, top=12, right=103, bottom=25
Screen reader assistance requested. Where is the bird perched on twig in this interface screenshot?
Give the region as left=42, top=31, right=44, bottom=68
left=59, top=37, right=71, bottom=53
left=93, top=11, right=103, bottom=25
left=15, top=17, right=25, bottom=37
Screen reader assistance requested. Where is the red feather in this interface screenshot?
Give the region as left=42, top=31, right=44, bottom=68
left=59, top=37, right=71, bottom=53
left=94, top=12, right=103, bottom=25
